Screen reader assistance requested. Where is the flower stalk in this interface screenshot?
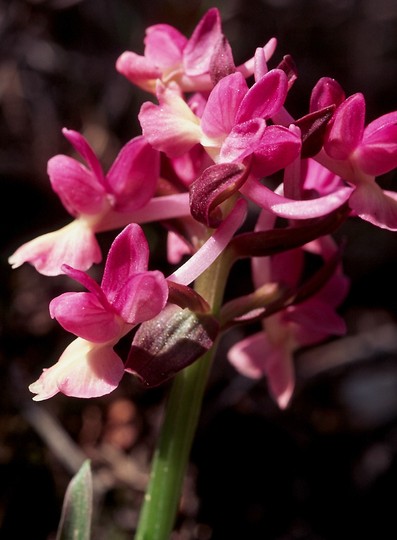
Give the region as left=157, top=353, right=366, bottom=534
left=134, top=243, right=234, bottom=540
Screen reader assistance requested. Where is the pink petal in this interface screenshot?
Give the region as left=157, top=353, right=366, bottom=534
left=302, top=158, right=345, bottom=196
left=169, top=144, right=209, bottom=187
left=139, top=84, right=201, bottom=157
left=219, top=118, right=267, bottom=163
left=349, top=182, right=397, bottom=231
left=183, top=8, right=222, bottom=76
left=61, top=264, right=104, bottom=298
left=251, top=125, right=302, bottom=177
left=144, top=24, right=187, bottom=68
left=287, top=299, right=346, bottom=344
left=106, top=136, right=159, bottom=211
left=236, top=69, right=288, bottom=124
left=228, top=332, right=294, bottom=409
left=62, top=128, right=106, bottom=185
left=49, top=292, right=121, bottom=342
left=324, top=93, right=365, bottom=160
left=309, top=77, right=345, bottom=112
left=101, top=224, right=149, bottom=299
left=355, top=112, right=397, bottom=175
left=115, top=51, right=161, bottom=92
left=29, top=338, right=124, bottom=400
left=200, top=72, right=248, bottom=139
left=8, top=220, right=102, bottom=276
left=361, top=110, right=397, bottom=138
left=241, top=176, right=353, bottom=219
left=47, top=155, right=107, bottom=216
left=109, top=271, right=168, bottom=324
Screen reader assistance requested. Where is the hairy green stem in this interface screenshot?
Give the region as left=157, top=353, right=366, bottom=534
left=134, top=247, right=233, bottom=540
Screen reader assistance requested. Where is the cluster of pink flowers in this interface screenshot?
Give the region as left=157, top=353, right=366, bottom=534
left=10, top=8, right=397, bottom=408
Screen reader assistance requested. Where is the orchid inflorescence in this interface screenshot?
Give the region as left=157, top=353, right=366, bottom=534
left=10, top=7, right=397, bottom=409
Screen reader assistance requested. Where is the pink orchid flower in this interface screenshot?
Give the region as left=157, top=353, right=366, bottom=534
left=29, top=200, right=248, bottom=401
left=116, top=8, right=277, bottom=95
left=9, top=128, right=162, bottom=275
left=320, top=93, right=397, bottom=230
left=139, top=69, right=301, bottom=177
left=306, top=82, right=397, bottom=231
left=228, top=211, right=348, bottom=409
left=116, top=8, right=223, bottom=93
left=29, top=224, right=169, bottom=401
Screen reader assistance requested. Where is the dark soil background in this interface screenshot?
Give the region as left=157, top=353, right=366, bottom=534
left=2, top=1, right=397, bottom=539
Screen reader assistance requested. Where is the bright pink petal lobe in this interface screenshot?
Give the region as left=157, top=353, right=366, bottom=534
left=355, top=112, right=397, bottom=175
left=110, top=271, right=169, bottom=324
left=310, top=77, right=345, bottom=111
left=236, top=69, right=288, bottom=124
left=183, top=8, right=222, bottom=76
left=324, top=93, right=365, bottom=160
left=220, top=119, right=266, bottom=163
left=144, top=24, right=186, bottom=68
left=107, top=136, right=159, bottom=211
left=201, top=72, right=248, bottom=139
left=47, top=156, right=106, bottom=216
left=62, top=128, right=105, bottom=184
left=49, top=292, right=121, bottom=342
left=101, top=224, right=149, bottom=300
left=251, top=125, right=302, bottom=177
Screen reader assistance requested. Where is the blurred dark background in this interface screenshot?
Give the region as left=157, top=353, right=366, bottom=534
left=2, top=0, right=397, bottom=538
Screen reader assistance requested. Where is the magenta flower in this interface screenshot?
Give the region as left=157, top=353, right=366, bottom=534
left=116, top=8, right=223, bottom=93
left=140, top=69, right=300, bottom=171
left=139, top=70, right=302, bottom=227
left=138, top=67, right=304, bottom=227
left=9, top=129, right=161, bottom=275
left=228, top=216, right=348, bottom=409
left=28, top=200, right=249, bottom=401
left=116, top=7, right=278, bottom=95
left=316, top=92, right=397, bottom=230
left=29, top=224, right=169, bottom=400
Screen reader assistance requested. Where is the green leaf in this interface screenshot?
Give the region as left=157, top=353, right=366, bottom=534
left=56, top=460, right=93, bottom=540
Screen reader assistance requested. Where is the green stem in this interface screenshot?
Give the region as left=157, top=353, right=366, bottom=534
left=134, top=247, right=233, bottom=540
